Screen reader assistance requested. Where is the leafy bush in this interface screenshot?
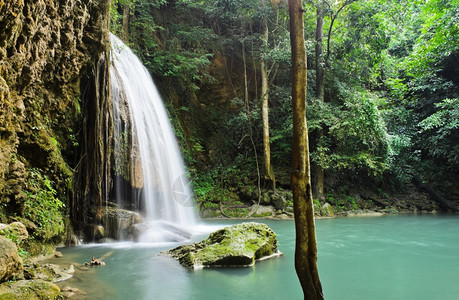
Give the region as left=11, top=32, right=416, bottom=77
left=23, top=169, right=65, bottom=241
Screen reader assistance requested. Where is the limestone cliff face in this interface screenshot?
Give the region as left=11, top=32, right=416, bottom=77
left=0, top=0, right=110, bottom=234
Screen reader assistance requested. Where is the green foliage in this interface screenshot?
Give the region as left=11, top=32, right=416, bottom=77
left=112, top=0, right=458, bottom=200
left=325, top=193, right=358, bottom=211
left=308, top=89, right=391, bottom=175
left=0, top=227, right=29, bottom=260
left=192, top=154, right=253, bottom=206
left=379, top=0, right=459, bottom=188
left=123, top=0, right=216, bottom=92
left=151, top=51, right=214, bottom=91
left=110, top=0, right=123, bottom=34
left=22, top=169, right=65, bottom=241
left=418, top=98, right=459, bottom=166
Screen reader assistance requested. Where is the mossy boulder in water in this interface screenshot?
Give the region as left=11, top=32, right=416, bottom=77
left=165, top=222, right=282, bottom=269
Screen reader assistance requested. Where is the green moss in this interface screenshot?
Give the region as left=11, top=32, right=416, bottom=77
left=0, top=227, right=29, bottom=260
left=252, top=211, right=273, bottom=218
left=221, top=207, right=250, bottom=218
left=0, top=280, right=60, bottom=300
left=168, top=223, right=279, bottom=268
left=22, top=240, right=55, bottom=258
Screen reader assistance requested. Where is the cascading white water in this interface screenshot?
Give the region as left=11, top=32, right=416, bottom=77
left=110, top=34, right=197, bottom=243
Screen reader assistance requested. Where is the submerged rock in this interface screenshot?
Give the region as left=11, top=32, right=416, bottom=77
left=0, top=236, right=23, bottom=282
left=61, top=286, right=85, bottom=299
left=0, top=279, right=60, bottom=299
left=165, top=222, right=282, bottom=269
left=24, top=263, right=74, bottom=283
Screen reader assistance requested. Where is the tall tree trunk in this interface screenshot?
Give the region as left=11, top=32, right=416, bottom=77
left=261, top=0, right=275, bottom=190
left=315, top=3, right=325, bottom=102
left=314, top=1, right=325, bottom=202
left=288, top=0, right=323, bottom=299
left=242, top=40, right=262, bottom=202
left=122, top=0, right=130, bottom=43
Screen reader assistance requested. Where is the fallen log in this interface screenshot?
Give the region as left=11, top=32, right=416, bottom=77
left=360, top=194, right=389, bottom=208
left=413, top=176, right=459, bottom=213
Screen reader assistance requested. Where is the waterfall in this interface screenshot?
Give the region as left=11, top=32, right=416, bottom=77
left=109, top=34, right=196, bottom=243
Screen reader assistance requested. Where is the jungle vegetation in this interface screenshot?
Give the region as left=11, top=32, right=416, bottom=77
left=109, top=0, right=458, bottom=209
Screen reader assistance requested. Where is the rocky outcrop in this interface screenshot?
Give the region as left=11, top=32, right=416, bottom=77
left=165, top=222, right=282, bottom=269
left=0, top=279, right=60, bottom=299
left=320, top=203, right=335, bottom=217
left=0, top=236, right=23, bottom=282
left=249, top=204, right=275, bottom=217
left=0, top=0, right=110, bottom=237
left=102, top=207, right=143, bottom=240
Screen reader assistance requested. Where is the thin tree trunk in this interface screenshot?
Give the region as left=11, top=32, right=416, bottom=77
left=242, top=40, right=262, bottom=203
left=315, top=3, right=324, bottom=101
left=288, top=0, right=323, bottom=299
left=314, top=1, right=325, bottom=202
left=261, top=0, right=275, bottom=190
left=326, top=0, right=355, bottom=61
left=122, top=0, right=130, bottom=43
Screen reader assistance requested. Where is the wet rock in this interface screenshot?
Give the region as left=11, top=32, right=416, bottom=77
left=0, top=236, right=23, bottom=282
left=320, top=202, right=335, bottom=217
left=61, top=285, right=83, bottom=299
left=260, top=193, right=271, bottom=205
left=249, top=204, right=274, bottom=217
left=84, top=224, right=105, bottom=241
left=271, top=192, right=288, bottom=211
left=0, top=279, right=60, bottom=299
left=275, top=213, right=291, bottom=220
left=24, top=263, right=74, bottom=283
left=165, top=222, right=282, bottom=269
left=102, top=207, right=143, bottom=240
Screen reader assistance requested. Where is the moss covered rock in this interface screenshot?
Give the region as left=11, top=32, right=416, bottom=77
left=165, top=222, right=282, bottom=269
left=0, top=279, right=60, bottom=300
left=0, top=222, right=28, bottom=246
left=23, top=263, right=74, bottom=283
left=0, top=236, right=23, bottom=282
left=320, top=203, right=335, bottom=217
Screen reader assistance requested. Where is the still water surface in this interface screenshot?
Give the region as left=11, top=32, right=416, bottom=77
left=53, top=215, right=459, bottom=299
